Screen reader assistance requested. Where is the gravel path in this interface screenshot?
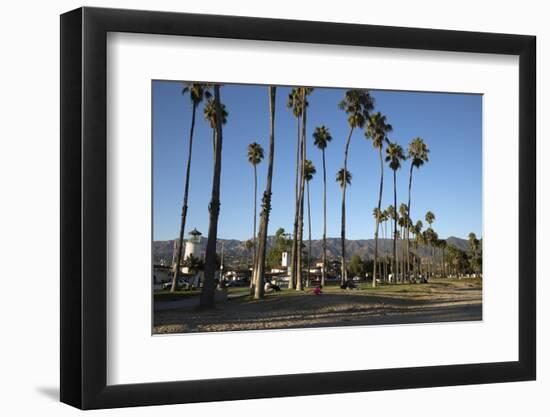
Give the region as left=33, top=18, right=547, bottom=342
left=153, top=280, right=482, bottom=334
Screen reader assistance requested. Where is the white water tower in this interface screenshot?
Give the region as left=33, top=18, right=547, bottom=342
left=182, top=228, right=202, bottom=273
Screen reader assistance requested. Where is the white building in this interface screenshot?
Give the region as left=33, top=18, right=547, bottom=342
left=182, top=228, right=202, bottom=273
left=281, top=251, right=289, bottom=267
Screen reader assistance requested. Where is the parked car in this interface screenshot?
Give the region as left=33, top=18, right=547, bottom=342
left=226, top=278, right=248, bottom=287
left=162, top=278, right=190, bottom=290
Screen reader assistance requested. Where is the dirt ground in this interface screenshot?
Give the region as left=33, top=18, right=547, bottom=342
left=153, top=278, right=482, bottom=334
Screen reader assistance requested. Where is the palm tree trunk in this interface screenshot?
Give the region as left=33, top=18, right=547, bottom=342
left=200, top=86, right=224, bottom=309
left=341, top=127, right=354, bottom=285
left=401, top=226, right=407, bottom=283
left=340, top=189, right=346, bottom=286
left=373, top=148, right=384, bottom=288
left=406, top=164, right=414, bottom=282
left=307, top=180, right=312, bottom=287
left=442, top=247, right=446, bottom=277
left=296, top=90, right=307, bottom=291
left=253, top=165, right=258, bottom=266
left=171, top=102, right=197, bottom=292
left=392, top=170, right=397, bottom=284
left=249, top=164, right=258, bottom=291
left=384, top=218, right=388, bottom=282
left=289, top=117, right=301, bottom=290
left=432, top=246, right=436, bottom=278
left=321, top=149, right=327, bottom=287
left=426, top=242, right=433, bottom=277
left=254, top=87, right=277, bottom=299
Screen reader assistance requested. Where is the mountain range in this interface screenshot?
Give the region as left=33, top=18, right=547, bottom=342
left=153, top=236, right=470, bottom=265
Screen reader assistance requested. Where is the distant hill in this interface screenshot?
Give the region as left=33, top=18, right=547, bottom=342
left=153, top=235, right=470, bottom=265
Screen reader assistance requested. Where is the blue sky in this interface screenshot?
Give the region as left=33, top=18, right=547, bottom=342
left=153, top=81, right=482, bottom=242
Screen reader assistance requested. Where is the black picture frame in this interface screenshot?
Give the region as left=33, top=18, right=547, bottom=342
left=60, top=6, right=536, bottom=410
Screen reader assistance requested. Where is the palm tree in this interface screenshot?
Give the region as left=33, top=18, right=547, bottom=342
left=288, top=88, right=312, bottom=291
left=287, top=89, right=303, bottom=290
left=412, top=220, right=423, bottom=277
left=313, top=125, right=332, bottom=286
left=203, top=97, right=228, bottom=162
left=438, top=239, right=447, bottom=277
left=304, top=159, right=316, bottom=286
left=336, top=168, right=352, bottom=285
left=338, top=89, right=374, bottom=284
left=170, top=83, right=211, bottom=293
left=366, top=112, right=392, bottom=287
left=295, top=88, right=313, bottom=291
left=200, top=85, right=226, bottom=309
left=468, top=232, right=480, bottom=275
left=253, top=86, right=277, bottom=299
left=244, top=239, right=253, bottom=269
left=372, top=207, right=383, bottom=283
left=385, top=141, right=405, bottom=283
left=386, top=204, right=396, bottom=281
left=381, top=209, right=389, bottom=282
left=429, top=229, right=439, bottom=277
left=425, top=211, right=435, bottom=227
left=247, top=142, right=264, bottom=287
left=398, top=204, right=409, bottom=282
left=395, top=227, right=402, bottom=281
left=425, top=211, right=435, bottom=277
left=405, top=138, right=429, bottom=282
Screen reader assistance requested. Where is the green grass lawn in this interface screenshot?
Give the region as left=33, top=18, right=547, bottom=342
left=257, top=277, right=482, bottom=299
left=154, top=278, right=481, bottom=302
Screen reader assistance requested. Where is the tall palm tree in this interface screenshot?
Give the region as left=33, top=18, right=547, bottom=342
left=372, top=207, right=383, bottom=283
left=381, top=209, right=388, bottom=282
left=366, top=112, right=392, bottom=287
left=438, top=238, right=447, bottom=277
left=338, top=89, right=374, bottom=284
left=295, top=88, right=313, bottom=291
left=200, top=85, right=226, bottom=309
left=468, top=232, right=480, bottom=275
left=411, top=220, right=424, bottom=274
left=287, top=89, right=303, bottom=290
left=398, top=204, right=409, bottom=281
left=253, top=86, right=277, bottom=299
left=386, top=204, right=396, bottom=281
left=304, top=159, right=316, bottom=286
left=246, top=141, right=264, bottom=289
left=425, top=211, right=435, bottom=278
left=170, top=83, right=211, bottom=292
left=385, top=142, right=405, bottom=283
left=313, top=125, right=332, bottom=286
left=336, top=168, right=352, bottom=285
left=405, top=138, right=429, bottom=282
left=395, top=228, right=402, bottom=281
left=429, top=229, right=439, bottom=277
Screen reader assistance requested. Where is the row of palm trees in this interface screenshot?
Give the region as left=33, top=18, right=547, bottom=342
left=371, top=207, right=441, bottom=282
left=244, top=87, right=433, bottom=294
left=169, top=82, right=445, bottom=307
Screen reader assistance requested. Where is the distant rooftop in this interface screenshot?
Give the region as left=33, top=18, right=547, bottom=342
left=189, top=228, right=202, bottom=236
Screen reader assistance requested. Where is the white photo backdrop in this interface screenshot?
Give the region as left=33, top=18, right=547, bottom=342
left=106, top=32, right=518, bottom=385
